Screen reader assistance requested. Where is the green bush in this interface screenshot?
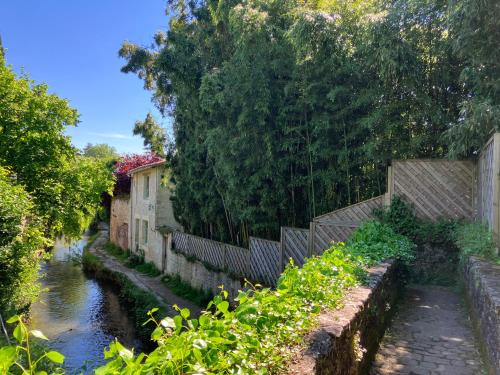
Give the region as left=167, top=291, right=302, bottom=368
left=0, top=167, right=49, bottom=316
left=454, top=222, right=500, bottom=264
left=374, top=196, right=459, bottom=246
left=347, top=221, right=415, bottom=265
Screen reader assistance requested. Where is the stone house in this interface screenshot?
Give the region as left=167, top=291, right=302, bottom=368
left=128, top=161, right=182, bottom=270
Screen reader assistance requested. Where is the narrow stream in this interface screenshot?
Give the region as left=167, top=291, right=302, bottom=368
left=30, top=234, right=143, bottom=373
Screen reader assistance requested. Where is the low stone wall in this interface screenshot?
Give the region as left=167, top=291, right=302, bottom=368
left=164, top=240, right=244, bottom=299
left=463, top=256, right=500, bottom=374
left=288, top=261, right=402, bottom=375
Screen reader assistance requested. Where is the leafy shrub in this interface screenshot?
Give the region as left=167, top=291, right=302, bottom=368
left=347, top=221, right=415, bottom=265
left=162, top=275, right=213, bottom=307
left=0, top=315, right=65, bottom=374
left=0, top=167, right=49, bottom=315
left=454, top=222, right=499, bottom=264
left=374, top=196, right=459, bottom=246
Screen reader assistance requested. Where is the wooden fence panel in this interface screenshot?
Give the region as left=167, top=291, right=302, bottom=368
left=390, top=160, right=475, bottom=221
left=313, top=195, right=385, bottom=224
left=171, top=231, right=245, bottom=275
left=225, top=245, right=250, bottom=278
left=281, top=227, right=309, bottom=268
left=249, top=237, right=281, bottom=286
left=311, top=222, right=357, bottom=255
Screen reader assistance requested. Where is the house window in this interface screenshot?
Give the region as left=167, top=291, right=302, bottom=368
left=135, top=219, right=140, bottom=245
left=142, top=220, right=148, bottom=245
left=143, top=175, right=150, bottom=199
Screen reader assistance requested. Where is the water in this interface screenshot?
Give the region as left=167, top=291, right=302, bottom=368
left=30, top=234, right=143, bottom=373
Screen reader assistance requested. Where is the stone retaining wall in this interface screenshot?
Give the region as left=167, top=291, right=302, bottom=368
left=463, top=256, right=500, bottom=374
left=288, top=261, right=402, bottom=375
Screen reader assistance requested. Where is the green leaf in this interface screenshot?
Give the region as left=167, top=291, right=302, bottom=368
left=217, top=301, right=229, bottom=314
left=46, top=351, right=65, bottom=364
left=13, top=324, right=25, bottom=344
left=0, top=346, right=16, bottom=369
left=180, top=308, right=190, bottom=320
left=6, top=315, right=19, bottom=324
left=30, top=329, right=49, bottom=340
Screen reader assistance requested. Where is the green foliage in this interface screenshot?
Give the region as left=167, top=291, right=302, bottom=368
left=453, top=222, right=500, bottom=264
left=0, top=53, right=114, bottom=240
left=133, top=262, right=161, bottom=277
left=0, top=167, right=48, bottom=315
left=133, top=113, right=169, bottom=157
left=161, top=275, right=213, bottom=307
left=82, top=143, right=119, bottom=160
left=445, top=0, right=500, bottom=156
left=0, top=315, right=64, bottom=374
left=374, top=196, right=459, bottom=246
left=347, top=221, right=415, bottom=265
left=103, top=242, right=130, bottom=262
left=119, top=0, right=481, bottom=245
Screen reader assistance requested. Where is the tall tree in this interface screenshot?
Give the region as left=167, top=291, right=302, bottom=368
left=120, top=0, right=479, bottom=243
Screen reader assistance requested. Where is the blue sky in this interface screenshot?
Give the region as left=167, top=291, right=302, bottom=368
left=0, top=0, right=171, bottom=154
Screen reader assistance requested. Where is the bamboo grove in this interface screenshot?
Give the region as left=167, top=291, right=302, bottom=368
left=120, top=0, right=499, bottom=245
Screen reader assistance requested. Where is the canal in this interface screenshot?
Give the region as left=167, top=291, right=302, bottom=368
left=30, top=234, right=143, bottom=373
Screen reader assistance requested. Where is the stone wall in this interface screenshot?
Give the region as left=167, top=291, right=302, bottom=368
left=164, top=234, right=244, bottom=299
left=463, top=256, right=500, bottom=374
left=288, top=261, right=402, bottom=375
left=110, top=195, right=130, bottom=250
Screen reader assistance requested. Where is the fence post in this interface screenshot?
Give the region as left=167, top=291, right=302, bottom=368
left=493, top=134, right=500, bottom=245
left=280, top=227, right=285, bottom=272
left=308, top=221, right=315, bottom=257
left=385, top=166, right=393, bottom=206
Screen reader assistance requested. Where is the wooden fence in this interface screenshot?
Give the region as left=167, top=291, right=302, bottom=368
left=388, top=160, right=475, bottom=221
left=281, top=226, right=309, bottom=268
left=249, top=237, right=281, bottom=286
left=171, top=231, right=249, bottom=277
left=309, top=195, right=385, bottom=255
left=475, top=133, right=500, bottom=242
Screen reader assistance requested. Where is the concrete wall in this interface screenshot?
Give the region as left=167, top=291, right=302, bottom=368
left=463, top=256, right=500, bottom=374
left=110, top=195, right=130, bottom=250
left=164, top=234, right=243, bottom=299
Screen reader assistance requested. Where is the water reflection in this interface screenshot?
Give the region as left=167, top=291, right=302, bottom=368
left=30, top=234, right=142, bottom=372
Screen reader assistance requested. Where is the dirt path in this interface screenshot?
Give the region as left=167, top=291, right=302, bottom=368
left=371, top=285, right=485, bottom=375
left=88, top=225, right=203, bottom=317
